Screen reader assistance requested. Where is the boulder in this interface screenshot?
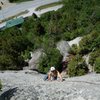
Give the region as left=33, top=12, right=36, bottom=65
left=83, top=54, right=94, bottom=73
left=56, top=40, right=70, bottom=61
left=68, top=37, right=82, bottom=47
left=28, top=49, right=44, bottom=70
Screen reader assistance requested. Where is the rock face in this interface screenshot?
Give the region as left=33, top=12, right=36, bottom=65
left=26, top=37, right=83, bottom=70
left=83, top=54, right=94, bottom=73
left=68, top=37, right=82, bottom=47
left=28, top=49, right=44, bottom=70
left=0, top=70, right=100, bottom=100
left=57, top=40, right=71, bottom=61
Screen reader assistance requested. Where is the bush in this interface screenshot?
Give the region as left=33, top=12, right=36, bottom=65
left=68, top=55, right=88, bottom=77
left=0, top=27, right=32, bottom=70
left=70, top=44, right=79, bottom=55
left=89, top=50, right=100, bottom=73
left=89, top=50, right=100, bottom=66
left=79, top=34, right=93, bottom=54
left=79, top=32, right=100, bottom=54
left=38, top=48, right=62, bottom=73
left=0, top=54, right=25, bottom=70
left=94, top=57, right=100, bottom=73
left=0, top=54, right=13, bottom=70
left=21, top=50, right=31, bottom=60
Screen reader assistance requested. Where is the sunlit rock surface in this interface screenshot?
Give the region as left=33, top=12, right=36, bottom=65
left=0, top=70, right=100, bottom=100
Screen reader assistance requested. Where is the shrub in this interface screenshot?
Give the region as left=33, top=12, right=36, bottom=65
left=38, top=48, right=62, bottom=73
left=79, top=35, right=93, bottom=54
left=0, top=27, right=32, bottom=70
left=79, top=32, right=100, bottom=54
left=70, top=44, right=79, bottom=55
left=0, top=54, right=13, bottom=70
left=21, top=50, right=31, bottom=60
left=68, top=55, right=88, bottom=77
left=94, top=57, right=100, bottom=73
left=89, top=50, right=100, bottom=66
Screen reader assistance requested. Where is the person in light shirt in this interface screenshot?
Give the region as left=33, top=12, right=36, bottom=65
left=44, top=67, right=63, bottom=82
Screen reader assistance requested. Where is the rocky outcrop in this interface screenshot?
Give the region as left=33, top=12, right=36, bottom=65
left=83, top=54, right=94, bottom=73
left=28, top=40, right=71, bottom=70
left=68, top=37, right=82, bottom=47
left=28, top=49, right=44, bottom=70
left=0, top=70, right=100, bottom=100
left=57, top=40, right=71, bottom=61
left=56, top=38, right=82, bottom=61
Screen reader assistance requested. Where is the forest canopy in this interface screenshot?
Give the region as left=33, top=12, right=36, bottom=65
left=0, top=0, right=100, bottom=75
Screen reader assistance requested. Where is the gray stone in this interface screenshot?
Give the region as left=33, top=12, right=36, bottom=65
left=56, top=40, right=70, bottom=61
left=0, top=70, right=100, bottom=100
left=72, top=96, right=85, bottom=100
left=83, top=54, right=94, bottom=72
left=68, top=37, right=82, bottom=47
left=28, top=49, right=44, bottom=70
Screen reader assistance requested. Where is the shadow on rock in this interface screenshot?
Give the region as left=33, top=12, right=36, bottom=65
left=0, top=87, right=18, bottom=100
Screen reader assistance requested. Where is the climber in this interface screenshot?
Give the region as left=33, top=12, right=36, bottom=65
left=44, top=66, right=63, bottom=81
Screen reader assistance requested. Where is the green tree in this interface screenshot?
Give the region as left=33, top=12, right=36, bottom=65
left=0, top=27, right=32, bottom=70
left=68, top=55, right=88, bottom=77
left=89, top=49, right=100, bottom=67
left=38, top=48, right=62, bottom=73
left=94, top=57, right=100, bottom=73
left=70, top=44, right=79, bottom=55
left=79, top=32, right=100, bottom=54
